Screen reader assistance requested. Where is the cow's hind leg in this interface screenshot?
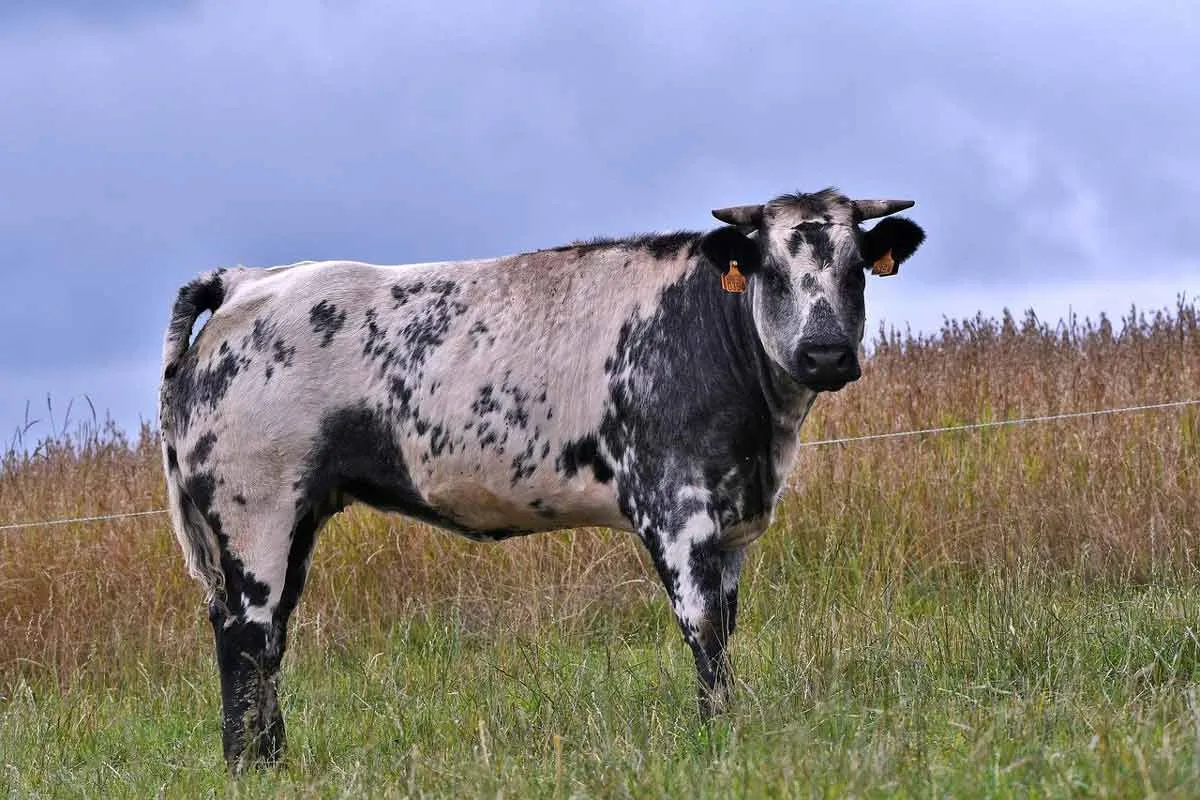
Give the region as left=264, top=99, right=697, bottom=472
left=208, top=502, right=327, bottom=772
left=641, top=506, right=747, bottom=720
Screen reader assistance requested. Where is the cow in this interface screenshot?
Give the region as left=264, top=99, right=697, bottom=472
left=158, top=187, right=925, bottom=771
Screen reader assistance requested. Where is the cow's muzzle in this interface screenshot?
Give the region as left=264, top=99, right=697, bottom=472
left=794, top=342, right=861, bottom=392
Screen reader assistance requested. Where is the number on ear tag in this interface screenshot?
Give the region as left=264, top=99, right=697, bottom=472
left=871, top=250, right=897, bottom=277
left=721, top=260, right=747, bottom=293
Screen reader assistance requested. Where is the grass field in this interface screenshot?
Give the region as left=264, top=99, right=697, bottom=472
left=2, top=301, right=1198, bottom=797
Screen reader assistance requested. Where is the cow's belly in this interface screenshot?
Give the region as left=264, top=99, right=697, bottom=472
left=414, top=454, right=632, bottom=535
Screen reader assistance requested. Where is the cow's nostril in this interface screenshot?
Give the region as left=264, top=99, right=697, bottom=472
left=836, top=351, right=850, bottom=369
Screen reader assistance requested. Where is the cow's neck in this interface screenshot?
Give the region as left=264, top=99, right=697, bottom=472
left=732, top=283, right=819, bottom=508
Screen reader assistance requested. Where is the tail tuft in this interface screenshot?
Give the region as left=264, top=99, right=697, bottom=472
left=163, top=456, right=227, bottom=605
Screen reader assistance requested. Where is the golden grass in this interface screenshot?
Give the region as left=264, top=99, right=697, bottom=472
left=1, top=300, right=1197, bottom=691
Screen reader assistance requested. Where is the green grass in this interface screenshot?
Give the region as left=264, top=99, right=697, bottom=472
left=5, top=548, right=1200, bottom=798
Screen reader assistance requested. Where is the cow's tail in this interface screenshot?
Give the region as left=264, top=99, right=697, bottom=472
left=161, top=268, right=228, bottom=381
left=159, top=269, right=230, bottom=605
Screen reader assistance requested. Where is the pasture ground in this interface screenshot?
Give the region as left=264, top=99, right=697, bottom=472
left=5, top=547, right=1200, bottom=797
left=2, top=302, right=1198, bottom=797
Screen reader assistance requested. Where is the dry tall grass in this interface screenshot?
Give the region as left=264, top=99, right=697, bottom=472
left=2, top=300, right=1197, bottom=692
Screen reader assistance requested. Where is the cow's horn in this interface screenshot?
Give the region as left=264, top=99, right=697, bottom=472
left=712, top=204, right=764, bottom=227
left=851, top=199, right=915, bottom=222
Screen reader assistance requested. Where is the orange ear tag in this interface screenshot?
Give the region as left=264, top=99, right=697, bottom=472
left=721, top=260, right=747, bottom=293
left=871, top=250, right=897, bottom=277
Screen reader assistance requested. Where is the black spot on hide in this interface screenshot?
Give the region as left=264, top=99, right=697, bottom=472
left=187, top=431, right=218, bottom=469
left=273, top=338, right=296, bottom=366
left=169, top=341, right=250, bottom=434
left=296, top=403, right=458, bottom=530
left=310, top=300, right=347, bottom=347
left=558, top=435, right=614, bottom=484
left=788, top=223, right=834, bottom=265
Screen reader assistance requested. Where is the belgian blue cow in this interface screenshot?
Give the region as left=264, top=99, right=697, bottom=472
left=159, top=188, right=925, bottom=770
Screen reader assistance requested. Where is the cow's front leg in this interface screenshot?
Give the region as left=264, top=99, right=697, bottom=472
left=642, top=510, right=746, bottom=719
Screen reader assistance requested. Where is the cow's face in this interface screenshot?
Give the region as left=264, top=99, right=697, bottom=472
left=706, top=189, right=925, bottom=392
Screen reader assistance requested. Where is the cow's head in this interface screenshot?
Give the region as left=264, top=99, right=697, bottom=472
left=703, top=188, right=925, bottom=392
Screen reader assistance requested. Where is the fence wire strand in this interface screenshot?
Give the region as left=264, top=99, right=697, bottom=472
left=2, top=398, right=1197, bottom=533
left=0, top=508, right=168, bottom=532
left=796, top=398, right=1200, bottom=448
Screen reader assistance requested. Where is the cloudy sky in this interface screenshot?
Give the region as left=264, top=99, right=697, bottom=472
left=1, top=0, right=1197, bottom=440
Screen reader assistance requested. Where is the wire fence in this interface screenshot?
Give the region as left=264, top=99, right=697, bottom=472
left=0, top=509, right=168, bottom=532
left=2, top=398, right=1198, bottom=534
left=794, top=398, right=1200, bottom=448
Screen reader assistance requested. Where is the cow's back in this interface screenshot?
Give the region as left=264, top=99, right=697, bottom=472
left=167, top=245, right=699, bottom=536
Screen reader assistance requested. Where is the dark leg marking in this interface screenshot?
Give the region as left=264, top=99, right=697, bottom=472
left=642, top=522, right=745, bottom=720
left=209, top=605, right=284, bottom=772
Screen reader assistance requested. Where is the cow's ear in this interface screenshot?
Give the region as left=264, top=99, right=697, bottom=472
left=861, top=217, right=925, bottom=277
left=699, top=226, right=761, bottom=284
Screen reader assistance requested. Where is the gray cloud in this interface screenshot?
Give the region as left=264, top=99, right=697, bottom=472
left=1, top=0, right=1197, bottom=436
